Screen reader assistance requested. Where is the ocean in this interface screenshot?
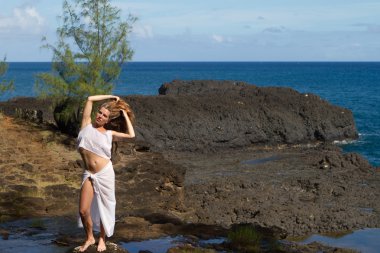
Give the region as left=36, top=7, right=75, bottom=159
left=1, top=62, right=379, bottom=166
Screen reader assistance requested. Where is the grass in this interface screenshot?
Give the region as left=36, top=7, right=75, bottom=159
left=168, top=247, right=216, bottom=253
left=227, top=224, right=263, bottom=253
left=29, top=218, right=46, bottom=230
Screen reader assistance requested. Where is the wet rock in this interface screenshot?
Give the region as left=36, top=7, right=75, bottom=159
left=283, top=241, right=359, bottom=253
left=72, top=242, right=129, bottom=253
left=167, top=245, right=217, bottom=253
left=0, top=228, right=10, bottom=240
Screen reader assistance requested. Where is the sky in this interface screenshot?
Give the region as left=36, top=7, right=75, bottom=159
left=0, top=0, right=379, bottom=61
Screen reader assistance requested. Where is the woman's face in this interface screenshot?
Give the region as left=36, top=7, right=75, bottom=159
left=95, top=107, right=110, bottom=126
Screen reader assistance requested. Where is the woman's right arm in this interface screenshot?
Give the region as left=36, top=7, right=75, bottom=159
left=81, top=95, right=119, bottom=129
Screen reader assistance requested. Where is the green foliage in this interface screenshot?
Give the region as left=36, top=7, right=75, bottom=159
left=167, top=246, right=217, bottom=253
left=29, top=218, right=46, bottom=230
left=227, top=225, right=263, bottom=253
left=0, top=57, right=14, bottom=95
left=53, top=96, right=82, bottom=135
left=35, top=0, right=136, bottom=133
left=175, top=249, right=215, bottom=253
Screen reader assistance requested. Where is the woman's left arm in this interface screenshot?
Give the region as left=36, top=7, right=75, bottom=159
left=112, top=110, right=135, bottom=140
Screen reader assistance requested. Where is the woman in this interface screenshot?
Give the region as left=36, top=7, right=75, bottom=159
left=77, top=95, right=135, bottom=252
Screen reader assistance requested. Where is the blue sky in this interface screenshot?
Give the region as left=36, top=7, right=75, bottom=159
left=0, top=0, right=379, bottom=61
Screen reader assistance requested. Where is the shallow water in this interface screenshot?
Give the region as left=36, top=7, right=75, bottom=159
left=1, top=217, right=380, bottom=253
left=0, top=217, right=73, bottom=253
left=241, top=155, right=280, bottom=165
left=121, top=237, right=225, bottom=253
left=120, top=236, right=183, bottom=253
left=301, top=228, right=380, bottom=253
left=0, top=218, right=225, bottom=253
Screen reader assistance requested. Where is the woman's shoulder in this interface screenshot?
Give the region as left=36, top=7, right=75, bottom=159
left=79, top=123, right=93, bottom=133
left=106, top=129, right=114, bottom=137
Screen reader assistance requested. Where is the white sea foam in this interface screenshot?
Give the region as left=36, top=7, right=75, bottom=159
left=333, top=139, right=357, bottom=145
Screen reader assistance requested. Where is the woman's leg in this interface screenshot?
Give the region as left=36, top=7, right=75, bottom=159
left=79, top=178, right=95, bottom=252
left=97, top=221, right=107, bottom=252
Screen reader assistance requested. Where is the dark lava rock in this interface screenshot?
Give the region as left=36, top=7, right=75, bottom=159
left=115, top=152, right=186, bottom=215
left=72, top=242, right=129, bottom=253
left=182, top=146, right=380, bottom=237
left=0, top=228, right=10, bottom=240
left=0, top=80, right=358, bottom=153
left=129, top=80, right=358, bottom=152
left=0, top=97, right=54, bottom=123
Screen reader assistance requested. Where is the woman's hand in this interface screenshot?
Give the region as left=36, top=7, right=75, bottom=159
left=120, top=109, right=128, bottom=118
left=112, top=109, right=135, bottom=139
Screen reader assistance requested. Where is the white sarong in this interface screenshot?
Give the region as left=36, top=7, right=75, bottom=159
left=79, top=161, right=116, bottom=237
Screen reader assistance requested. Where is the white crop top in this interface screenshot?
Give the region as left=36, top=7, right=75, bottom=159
left=77, top=124, right=113, bottom=159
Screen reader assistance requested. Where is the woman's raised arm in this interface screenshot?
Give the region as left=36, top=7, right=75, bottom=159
left=80, top=95, right=119, bottom=129
left=112, top=110, right=135, bottom=140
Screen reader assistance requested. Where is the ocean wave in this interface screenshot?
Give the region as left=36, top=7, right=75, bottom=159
left=333, top=139, right=358, bottom=145
left=358, top=132, right=380, bottom=137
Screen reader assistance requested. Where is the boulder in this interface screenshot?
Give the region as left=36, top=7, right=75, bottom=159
left=128, top=80, right=358, bottom=152
left=0, top=80, right=358, bottom=152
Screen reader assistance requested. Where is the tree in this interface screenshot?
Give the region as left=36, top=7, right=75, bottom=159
left=0, top=57, right=14, bottom=95
left=35, top=0, right=136, bottom=134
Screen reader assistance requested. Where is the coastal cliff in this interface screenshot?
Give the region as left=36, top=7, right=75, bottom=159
left=130, top=80, right=358, bottom=152
left=0, top=80, right=358, bottom=153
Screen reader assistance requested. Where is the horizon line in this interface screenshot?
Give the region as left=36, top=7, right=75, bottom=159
left=7, top=60, right=380, bottom=63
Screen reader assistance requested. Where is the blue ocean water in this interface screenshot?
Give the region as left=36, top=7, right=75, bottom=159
left=1, top=62, right=379, bottom=166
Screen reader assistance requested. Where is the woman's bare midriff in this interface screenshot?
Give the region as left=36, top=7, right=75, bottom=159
left=79, top=148, right=110, bottom=173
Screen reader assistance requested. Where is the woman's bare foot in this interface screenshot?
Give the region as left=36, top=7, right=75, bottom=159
left=97, top=237, right=106, bottom=252
left=79, top=238, right=96, bottom=252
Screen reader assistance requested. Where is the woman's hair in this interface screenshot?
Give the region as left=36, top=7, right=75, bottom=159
left=100, top=98, right=135, bottom=133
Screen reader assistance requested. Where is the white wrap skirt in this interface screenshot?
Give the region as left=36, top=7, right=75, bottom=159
left=79, top=161, right=116, bottom=237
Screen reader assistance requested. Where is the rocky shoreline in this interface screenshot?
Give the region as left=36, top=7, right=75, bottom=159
left=0, top=80, right=379, bottom=252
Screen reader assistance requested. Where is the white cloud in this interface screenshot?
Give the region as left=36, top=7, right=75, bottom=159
left=352, top=23, right=380, bottom=33
left=212, top=34, right=224, bottom=43
left=130, top=27, right=380, bottom=61
left=0, top=5, right=45, bottom=33
left=263, top=26, right=286, bottom=33
left=132, top=24, right=154, bottom=39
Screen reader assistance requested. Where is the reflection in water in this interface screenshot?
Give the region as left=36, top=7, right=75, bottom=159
left=241, top=155, right=280, bottom=165
left=0, top=217, right=76, bottom=253
left=1, top=217, right=379, bottom=253
left=120, top=236, right=182, bottom=253
left=302, top=228, right=380, bottom=253
left=120, top=236, right=226, bottom=253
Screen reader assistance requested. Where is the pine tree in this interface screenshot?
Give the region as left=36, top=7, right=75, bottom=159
left=35, top=0, right=136, bottom=134
left=0, top=57, right=14, bottom=95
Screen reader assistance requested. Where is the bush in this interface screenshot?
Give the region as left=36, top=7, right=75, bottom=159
left=227, top=224, right=263, bottom=253
left=53, top=97, right=82, bottom=136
